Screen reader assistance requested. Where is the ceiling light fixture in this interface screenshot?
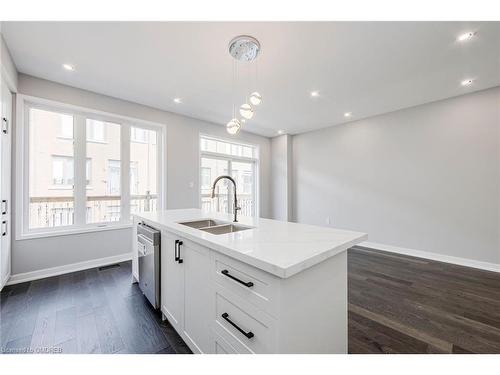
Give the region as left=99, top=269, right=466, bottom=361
left=226, top=118, right=241, bottom=135
left=226, top=35, right=262, bottom=135
left=239, top=103, right=254, bottom=120
left=173, top=98, right=182, bottom=104
left=249, top=92, right=262, bottom=106
left=344, top=112, right=352, bottom=118
left=277, top=130, right=284, bottom=135
left=62, top=63, right=75, bottom=71
left=310, top=91, right=320, bottom=98
left=457, top=31, right=476, bottom=42
left=461, top=79, right=474, bottom=86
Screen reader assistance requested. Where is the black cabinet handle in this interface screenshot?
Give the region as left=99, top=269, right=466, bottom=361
left=174, top=239, right=180, bottom=262
left=1, top=200, right=7, bottom=215
left=2, top=220, right=7, bottom=236
left=177, top=241, right=183, bottom=263
left=221, top=269, right=254, bottom=287
left=2, top=118, right=7, bottom=135
left=221, top=312, right=254, bottom=339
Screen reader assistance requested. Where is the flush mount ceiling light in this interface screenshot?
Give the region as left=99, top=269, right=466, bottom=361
left=277, top=129, right=284, bottom=135
left=310, top=91, right=320, bottom=98
left=62, top=63, right=75, bottom=71
left=461, top=79, right=474, bottom=86
left=344, top=112, right=352, bottom=118
left=457, top=31, right=476, bottom=42
left=229, top=35, right=261, bottom=62
left=173, top=98, right=182, bottom=104
left=226, top=35, right=263, bottom=135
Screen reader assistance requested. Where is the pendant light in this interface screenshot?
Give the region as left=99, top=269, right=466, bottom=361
left=249, top=92, right=262, bottom=106
left=226, top=118, right=241, bottom=135
left=239, top=103, right=254, bottom=119
left=226, top=35, right=262, bottom=135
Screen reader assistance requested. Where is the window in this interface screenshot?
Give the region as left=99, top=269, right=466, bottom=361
left=130, top=127, right=158, bottom=216
left=131, top=127, right=147, bottom=143
left=86, top=119, right=106, bottom=142
left=20, top=97, right=164, bottom=237
left=51, top=156, right=91, bottom=186
left=200, top=136, right=258, bottom=217
left=29, top=108, right=75, bottom=229
left=59, top=114, right=73, bottom=139
left=52, top=156, right=74, bottom=186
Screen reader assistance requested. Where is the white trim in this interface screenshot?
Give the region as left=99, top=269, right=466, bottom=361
left=361, top=241, right=500, bottom=273
left=17, top=223, right=133, bottom=241
left=1, top=271, right=11, bottom=291
left=6, top=252, right=133, bottom=286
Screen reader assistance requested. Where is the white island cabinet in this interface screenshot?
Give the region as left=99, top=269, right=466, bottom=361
left=132, top=209, right=367, bottom=354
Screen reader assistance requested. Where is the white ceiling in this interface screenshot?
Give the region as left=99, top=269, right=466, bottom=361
left=2, top=22, right=500, bottom=137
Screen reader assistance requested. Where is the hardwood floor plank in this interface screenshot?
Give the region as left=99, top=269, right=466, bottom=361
left=54, top=306, right=77, bottom=346
left=348, top=246, right=500, bottom=354
left=94, top=305, right=125, bottom=354
left=76, top=312, right=101, bottom=354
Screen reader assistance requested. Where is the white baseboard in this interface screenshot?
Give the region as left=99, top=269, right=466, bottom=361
left=360, top=241, right=500, bottom=273
left=6, top=253, right=133, bottom=286
left=1, top=271, right=11, bottom=291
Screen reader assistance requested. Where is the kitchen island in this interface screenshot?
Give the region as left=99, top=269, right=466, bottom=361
left=132, top=209, right=367, bottom=354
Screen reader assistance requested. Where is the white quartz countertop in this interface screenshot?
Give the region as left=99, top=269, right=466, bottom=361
left=134, top=209, right=367, bottom=278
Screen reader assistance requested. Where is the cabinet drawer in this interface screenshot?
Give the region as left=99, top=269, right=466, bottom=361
left=214, top=290, right=277, bottom=354
left=213, top=252, right=279, bottom=317
left=213, top=330, right=239, bottom=354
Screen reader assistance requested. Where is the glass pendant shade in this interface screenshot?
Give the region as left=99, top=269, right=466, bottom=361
left=249, top=92, right=262, bottom=106
left=239, top=103, right=254, bottom=120
left=226, top=118, right=241, bottom=135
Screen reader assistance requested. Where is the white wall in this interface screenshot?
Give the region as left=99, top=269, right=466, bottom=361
left=12, top=74, right=271, bottom=275
left=0, top=32, right=18, bottom=91
left=271, top=134, right=292, bottom=221
left=292, top=87, right=500, bottom=265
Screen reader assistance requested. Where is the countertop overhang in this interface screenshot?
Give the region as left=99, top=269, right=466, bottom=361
left=134, top=209, right=367, bottom=278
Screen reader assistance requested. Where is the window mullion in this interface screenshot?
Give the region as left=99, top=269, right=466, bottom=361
left=121, top=124, right=131, bottom=223
left=73, top=114, right=86, bottom=226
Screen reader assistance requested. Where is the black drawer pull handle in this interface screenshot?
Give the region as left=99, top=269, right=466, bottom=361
left=2, top=220, right=6, bottom=236
left=1, top=200, right=7, bottom=215
left=221, top=269, right=254, bottom=287
left=221, top=312, right=254, bottom=339
left=174, top=240, right=180, bottom=262
left=177, top=240, right=183, bottom=263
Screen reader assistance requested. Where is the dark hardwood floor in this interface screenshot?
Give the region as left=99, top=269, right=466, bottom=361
left=0, top=261, right=191, bottom=354
left=348, top=246, right=500, bottom=354
left=1, top=247, right=500, bottom=354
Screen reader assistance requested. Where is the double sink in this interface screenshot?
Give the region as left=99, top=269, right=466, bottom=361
left=178, top=219, right=253, bottom=235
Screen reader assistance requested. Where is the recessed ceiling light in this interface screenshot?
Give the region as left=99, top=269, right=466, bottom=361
left=277, top=129, right=284, bottom=135
left=310, top=91, right=320, bottom=98
left=461, top=79, right=474, bottom=87
left=457, top=31, right=476, bottom=42
left=173, top=98, right=182, bottom=104
left=62, top=64, right=75, bottom=71
left=344, top=112, right=352, bottom=118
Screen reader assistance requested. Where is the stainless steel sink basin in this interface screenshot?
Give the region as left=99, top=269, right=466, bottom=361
left=199, top=224, right=251, bottom=235
left=178, top=219, right=252, bottom=235
left=178, top=219, right=227, bottom=229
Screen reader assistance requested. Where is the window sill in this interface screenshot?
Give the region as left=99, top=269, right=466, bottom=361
left=17, top=222, right=133, bottom=241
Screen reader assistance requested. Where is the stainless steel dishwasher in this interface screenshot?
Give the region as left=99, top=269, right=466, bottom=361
left=137, top=222, right=161, bottom=309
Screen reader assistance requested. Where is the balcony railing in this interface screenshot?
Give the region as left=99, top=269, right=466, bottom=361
left=29, top=194, right=158, bottom=229
left=200, top=193, right=254, bottom=217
